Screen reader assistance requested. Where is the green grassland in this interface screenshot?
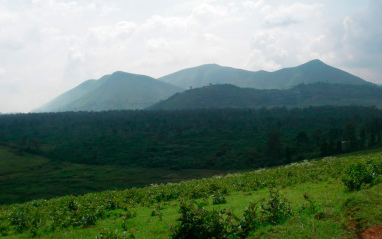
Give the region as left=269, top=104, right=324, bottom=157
left=0, top=146, right=229, bottom=204
left=1, top=148, right=381, bottom=238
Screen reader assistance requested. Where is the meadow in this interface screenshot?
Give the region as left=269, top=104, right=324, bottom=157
left=0, top=146, right=229, bottom=205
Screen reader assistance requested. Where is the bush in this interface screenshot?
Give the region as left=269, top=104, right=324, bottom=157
left=169, top=200, right=238, bottom=239
left=342, top=159, right=381, bottom=191
left=238, top=202, right=259, bottom=236
left=212, top=192, right=227, bottom=205
left=259, top=188, right=293, bottom=225
left=170, top=189, right=293, bottom=238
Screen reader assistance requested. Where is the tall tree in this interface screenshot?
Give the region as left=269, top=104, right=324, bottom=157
left=266, top=130, right=282, bottom=166
left=342, top=121, right=357, bottom=152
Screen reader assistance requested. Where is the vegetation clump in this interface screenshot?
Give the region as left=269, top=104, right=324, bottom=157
left=342, top=159, right=382, bottom=191
left=170, top=189, right=293, bottom=238
left=259, top=188, right=293, bottom=225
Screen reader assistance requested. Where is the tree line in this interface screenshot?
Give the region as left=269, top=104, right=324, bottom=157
left=0, top=106, right=381, bottom=170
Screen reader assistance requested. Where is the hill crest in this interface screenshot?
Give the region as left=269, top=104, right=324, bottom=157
left=33, top=71, right=184, bottom=112
left=159, top=59, right=370, bottom=89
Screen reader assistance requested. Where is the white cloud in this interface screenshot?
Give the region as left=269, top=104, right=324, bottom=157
left=246, top=49, right=281, bottom=71
left=242, top=0, right=264, bottom=10
left=89, top=21, right=137, bottom=44
left=0, top=0, right=380, bottom=112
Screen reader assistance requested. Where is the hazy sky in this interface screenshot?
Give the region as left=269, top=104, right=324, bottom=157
left=0, top=0, right=381, bottom=113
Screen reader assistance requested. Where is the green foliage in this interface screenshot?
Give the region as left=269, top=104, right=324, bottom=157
left=299, top=193, right=318, bottom=215
left=239, top=202, right=259, bottom=235
left=342, top=159, right=381, bottom=191
left=121, top=209, right=137, bottom=231
left=0, top=150, right=381, bottom=238
left=212, top=192, right=227, bottom=205
left=171, top=189, right=293, bottom=238
left=169, top=201, right=239, bottom=239
left=1, top=106, right=381, bottom=177
left=259, top=188, right=293, bottom=225
left=151, top=83, right=382, bottom=110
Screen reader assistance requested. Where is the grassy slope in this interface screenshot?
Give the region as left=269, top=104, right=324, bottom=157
left=1, top=148, right=381, bottom=238
left=0, top=146, right=229, bottom=204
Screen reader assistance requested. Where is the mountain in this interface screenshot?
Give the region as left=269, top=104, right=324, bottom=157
left=158, top=59, right=371, bottom=89
left=149, top=83, right=382, bottom=110
left=33, top=72, right=184, bottom=112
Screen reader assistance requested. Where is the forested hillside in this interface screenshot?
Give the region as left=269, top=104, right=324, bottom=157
left=1, top=106, right=381, bottom=170
left=33, top=71, right=183, bottom=112
left=150, top=83, right=382, bottom=110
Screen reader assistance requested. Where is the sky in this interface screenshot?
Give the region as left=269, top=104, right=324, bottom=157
left=0, top=0, right=381, bottom=113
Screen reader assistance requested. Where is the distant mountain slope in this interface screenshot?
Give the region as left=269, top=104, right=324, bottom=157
left=158, top=60, right=371, bottom=89
left=33, top=72, right=184, bottom=112
left=149, top=83, right=382, bottom=110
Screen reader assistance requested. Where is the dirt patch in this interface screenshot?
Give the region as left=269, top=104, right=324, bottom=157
left=362, top=226, right=382, bottom=239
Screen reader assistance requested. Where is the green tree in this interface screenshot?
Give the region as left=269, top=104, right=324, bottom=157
left=342, top=122, right=357, bottom=152
left=266, top=130, right=282, bottom=166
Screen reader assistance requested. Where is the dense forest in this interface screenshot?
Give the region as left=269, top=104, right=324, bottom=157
left=0, top=106, right=381, bottom=170
left=150, top=83, right=382, bottom=110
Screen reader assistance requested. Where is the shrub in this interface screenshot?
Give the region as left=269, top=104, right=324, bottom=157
left=238, top=202, right=259, bottom=237
left=212, top=192, right=227, bottom=205
left=259, top=188, right=293, bottom=225
left=169, top=200, right=238, bottom=239
left=342, top=159, right=381, bottom=191
left=170, top=189, right=293, bottom=238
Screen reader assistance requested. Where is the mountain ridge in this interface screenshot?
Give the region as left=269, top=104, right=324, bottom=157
left=159, top=59, right=370, bottom=89
left=33, top=59, right=373, bottom=113
left=149, top=83, right=382, bottom=110
left=33, top=72, right=184, bottom=112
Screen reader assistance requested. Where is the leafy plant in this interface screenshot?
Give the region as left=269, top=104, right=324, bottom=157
left=169, top=200, right=238, bottom=239
left=212, top=192, right=227, bottom=205
left=121, top=210, right=136, bottom=231
left=342, top=159, right=381, bottom=191
left=299, top=193, right=318, bottom=215
left=238, top=202, right=259, bottom=237
left=259, top=188, right=293, bottom=225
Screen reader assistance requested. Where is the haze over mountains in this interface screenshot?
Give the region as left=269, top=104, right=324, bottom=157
left=159, top=59, right=369, bottom=89
left=33, top=59, right=376, bottom=112
left=33, top=72, right=183, bottom=112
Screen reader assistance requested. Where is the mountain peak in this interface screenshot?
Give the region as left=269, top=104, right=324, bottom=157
left=160, top=59, right=370, bottom=89
left=33, top=71, right=183, bottom=112
left=301, top=59, right=326, bottom=67
left=308, top=59, right=324, bottom=63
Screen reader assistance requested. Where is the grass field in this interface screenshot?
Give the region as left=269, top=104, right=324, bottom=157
left=23, top=182, right=379, bottom=239
left=0, top=148, right=381, bottom=238
left=0, top=146, right=230, bottom=204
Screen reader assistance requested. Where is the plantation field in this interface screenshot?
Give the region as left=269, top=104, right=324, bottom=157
left=0, top=146, right=229, bottom=204
left=1, top=148, right=381, bottom=238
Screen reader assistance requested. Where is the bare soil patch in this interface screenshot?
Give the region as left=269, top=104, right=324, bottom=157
left=362, top=226, right=382, bottom=239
